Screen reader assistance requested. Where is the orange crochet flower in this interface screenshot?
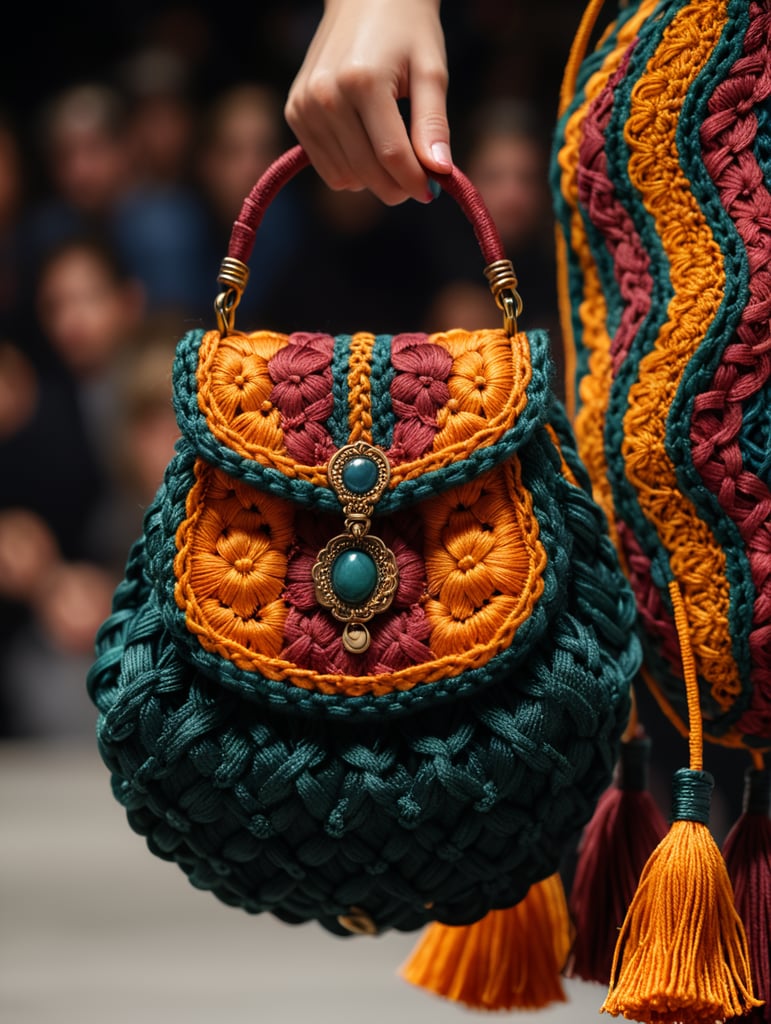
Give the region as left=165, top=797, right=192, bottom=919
left=422, top=474, right=532, bottom=652
left=191, top=508, right=286, bottom=616
left=180, top=465, right=293, bottom=657
left=203, top=334, right=285, bottom=449
left=434, top=331, right=516, bottom=448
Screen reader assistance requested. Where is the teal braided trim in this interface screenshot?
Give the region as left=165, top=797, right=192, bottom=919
left=172, top=327, right=208, bottom=455
left=739, top=379, right=771, bottom=485
left=369, top=334, right=396, bottom=449
left=328, top=334, right=352, bottom=448
left=171, top=328, right=554, bottom=513
left=666, top=0, right=754, bottom=696
left=87, top=534, right=152, bottom=718
left=547, top=401, right=641, bottom=678
left=548, top=397, right=594, bottom=497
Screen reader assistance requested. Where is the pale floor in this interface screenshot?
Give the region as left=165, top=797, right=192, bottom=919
left=1, top=738, right=628, bottom=1024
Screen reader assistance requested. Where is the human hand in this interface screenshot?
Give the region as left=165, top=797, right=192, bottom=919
left=285, top=0, right=452, bottom=205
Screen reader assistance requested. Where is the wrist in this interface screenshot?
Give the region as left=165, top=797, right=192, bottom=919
left=324, top=0, right=441, bottom=10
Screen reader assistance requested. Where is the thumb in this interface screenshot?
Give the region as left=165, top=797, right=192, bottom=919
left=409, top=65, right=453, bottom=175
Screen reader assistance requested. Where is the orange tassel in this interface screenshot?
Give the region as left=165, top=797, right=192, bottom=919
left=400, top=873, right=572, bottom=1011
left=601, top=582, right=762, bottom=1023
left=567, top=731, right=667, bottom=985
left=601, top=770, right=761, bottom=1023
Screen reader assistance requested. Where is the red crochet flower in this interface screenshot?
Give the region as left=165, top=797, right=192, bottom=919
left=268, top=333, right=336, bottom=462
left=389, top=333, right=452, bottom=461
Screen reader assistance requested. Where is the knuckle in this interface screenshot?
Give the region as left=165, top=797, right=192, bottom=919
left=423, top=64, right=449, bottom=90
left=336, top=61, right=379, bottom=97
left=308, top=72, right=341, bottom=113
left=329, top=175, right=358, bottom=192
left=376, top=142, right=406, bottom=168
left=283, top=94, right=300, bottom=128
left=289, top=71, right=342, bottom=115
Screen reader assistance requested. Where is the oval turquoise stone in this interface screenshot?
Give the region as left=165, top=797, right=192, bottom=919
left=331, top=550, right=378, bottom=605
left=342, top=456, right=379, bottom=494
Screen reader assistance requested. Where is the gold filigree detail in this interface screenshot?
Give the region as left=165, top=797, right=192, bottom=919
left=311, top=442, right=398, bottom=653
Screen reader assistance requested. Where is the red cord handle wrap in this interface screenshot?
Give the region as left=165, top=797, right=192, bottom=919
left=216, top=144, right=522, bottom=335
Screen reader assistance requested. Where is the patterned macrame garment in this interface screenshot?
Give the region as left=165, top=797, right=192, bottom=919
left=552, top=0, right=771, bottom=752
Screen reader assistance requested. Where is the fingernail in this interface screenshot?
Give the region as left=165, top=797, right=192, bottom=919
left=430, top=142, right=453, bottom=171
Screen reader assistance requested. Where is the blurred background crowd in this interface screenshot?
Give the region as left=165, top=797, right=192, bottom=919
left=0, top=0, right=585, bottom=738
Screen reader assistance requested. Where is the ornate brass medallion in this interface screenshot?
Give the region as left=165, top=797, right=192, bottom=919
left=312, top=442, right=399, bottom=653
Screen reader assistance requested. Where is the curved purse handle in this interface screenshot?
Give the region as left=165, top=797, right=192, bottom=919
left=214, top=143, right=523, bottom=337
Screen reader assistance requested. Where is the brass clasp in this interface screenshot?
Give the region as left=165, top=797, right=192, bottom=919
left=214, top=257, right=250, bottom=336
left=484, top=258, right=524, bottom=336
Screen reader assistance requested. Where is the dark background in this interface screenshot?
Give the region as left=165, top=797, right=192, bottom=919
left=3, top=0, right=589, bottom=182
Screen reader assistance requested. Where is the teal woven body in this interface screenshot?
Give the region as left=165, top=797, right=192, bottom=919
left=88, top=324, right=638, bottom=932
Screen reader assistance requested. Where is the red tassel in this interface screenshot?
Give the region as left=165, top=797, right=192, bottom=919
left=722, top=765, right=771, bottom=1024
left=567, top=733, right=667, bottom=984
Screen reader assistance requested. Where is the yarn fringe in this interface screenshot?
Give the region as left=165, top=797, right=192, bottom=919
left=601, top=814, right=760, bottom=1023
left=400, top=873, right=571, bottom=1011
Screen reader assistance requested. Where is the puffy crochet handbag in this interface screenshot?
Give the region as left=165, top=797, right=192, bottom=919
left=88, top=144, right=640, bottom=1010
left=552, top=0, right=771, bottom=1020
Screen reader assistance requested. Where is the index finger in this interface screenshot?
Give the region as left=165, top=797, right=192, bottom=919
left=338, top=69, right=431, bottom=202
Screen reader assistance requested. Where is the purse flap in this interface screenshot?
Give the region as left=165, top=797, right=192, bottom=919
left=172, top=326, right=553, bottom=511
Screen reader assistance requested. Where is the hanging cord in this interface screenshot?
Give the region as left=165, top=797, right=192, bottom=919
left=558, top=0, right=611, bottom=116
left=667, top=580, right=703, bottom=772
left=602, top=579, right=760, bottom=1022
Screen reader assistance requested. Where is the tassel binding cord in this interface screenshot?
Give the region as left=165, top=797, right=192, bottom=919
left=601, top=580, right=762, bottom=1023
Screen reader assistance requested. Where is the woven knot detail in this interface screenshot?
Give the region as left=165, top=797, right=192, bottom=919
left=689, top=0, right=771, bottom=740
left=389, top=333, right=452, bottom=460
left=268, top=332, right=336, bottom=463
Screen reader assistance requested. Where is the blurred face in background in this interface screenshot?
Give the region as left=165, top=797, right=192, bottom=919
left=467, top=133, right=549, bottom=250
left=35, top=242, right=144, bottom=378
left=198, top=85, right=283, bottom=223
left=42, top=86, right=130, bottom=214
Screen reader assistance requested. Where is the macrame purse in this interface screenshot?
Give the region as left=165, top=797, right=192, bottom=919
left=88, top=145, right=640, bottom=1010
left=552, top=0, right=771, bottom=1020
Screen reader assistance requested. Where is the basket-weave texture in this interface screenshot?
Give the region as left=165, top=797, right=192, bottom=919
left=87, top=319, right=639, bottom=933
